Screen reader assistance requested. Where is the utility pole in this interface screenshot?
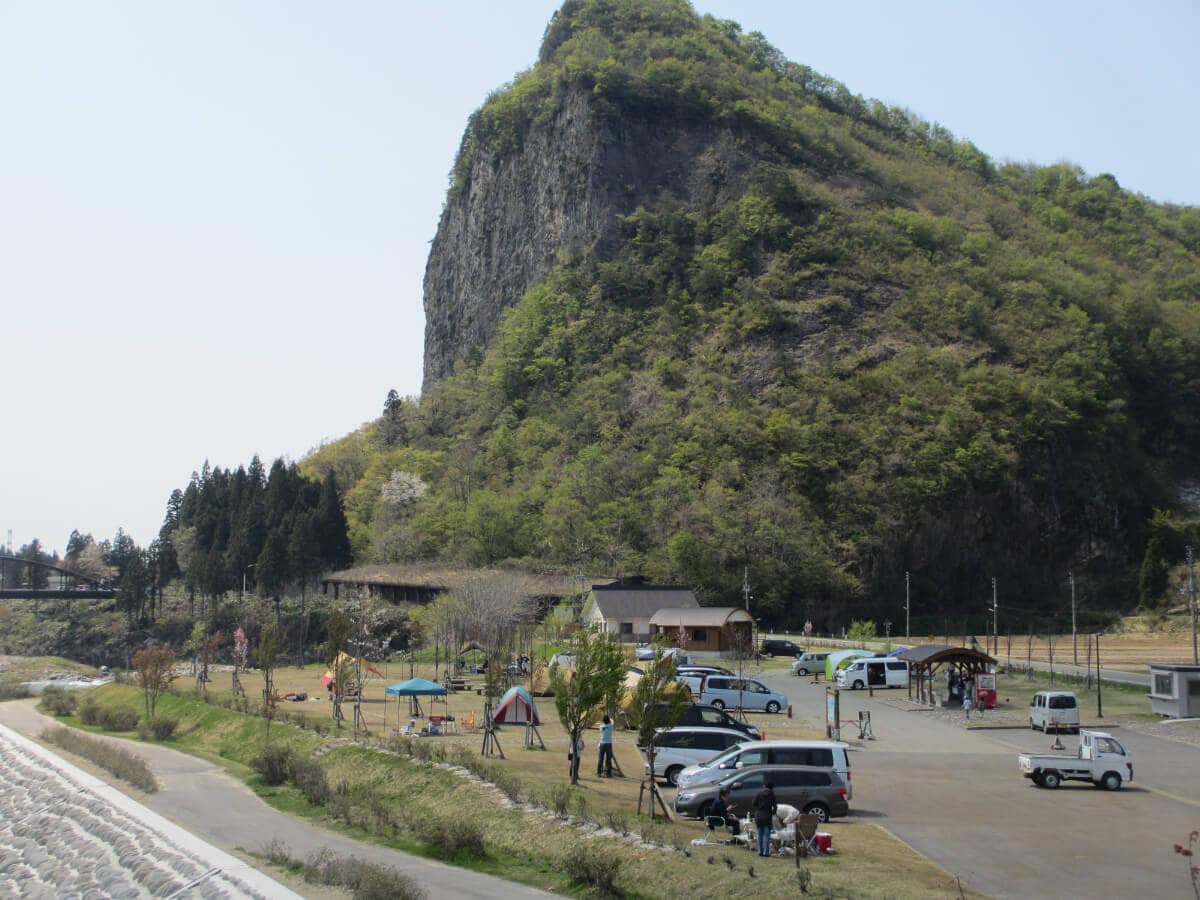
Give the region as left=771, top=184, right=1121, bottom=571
left=1070, top=571, right=1077, bottom=666
left=904, top=571, right=911, bottom=641
left=1188, top=546, right=1197, bottom=666
left=741, top=566, right=751, bottom=612
left=1095, top=631, right=1103, bottom=719
left=991, top=577, right=998, bottom=657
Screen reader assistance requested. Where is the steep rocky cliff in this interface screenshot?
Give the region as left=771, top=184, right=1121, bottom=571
left=423, top=86, right=759, bottom=387
left=342, top=0, right=1200, bottom=625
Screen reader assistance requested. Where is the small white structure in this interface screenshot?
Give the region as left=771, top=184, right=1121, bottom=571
left=1148, top=663, right=1200, bottom=718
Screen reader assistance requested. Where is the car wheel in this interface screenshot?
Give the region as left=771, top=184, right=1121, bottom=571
left=1030, top=718, right=1037, bottom=731
left=697, top=800, right=713, bottom=819
left=795, top=667, right=808, bottom=676
left=1031, top=772, right=1043, bottom=786
left=1040, top=771, right=1061, bottom=789
left=766, top=701, right=781, bottom=714
left=852, top=679, right=865, bottom=690
left=1101, top=771, right=1122, bottom=791
left=765, top=651, right=774, bottom=658
left=665, top=766, right=683, bottom=787
left=710, top=699, right=725, bottom=710
left=803, top=803, right=830, bottom=823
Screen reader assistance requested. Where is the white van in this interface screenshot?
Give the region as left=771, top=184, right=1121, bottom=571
left=642, top=726, right=749, bottom=786
left=1030, top=690, right=1080, bottom=733
left=674, top=739, right=852, bottom=800
left=836, top=657, right=909, bottom=690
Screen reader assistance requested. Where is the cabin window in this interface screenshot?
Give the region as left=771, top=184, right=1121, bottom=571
left=619, top=622, right=634, bottom=634
left=691, top=628, right=708, bottom=642
left=1154, top=673, right=1173, bottom=696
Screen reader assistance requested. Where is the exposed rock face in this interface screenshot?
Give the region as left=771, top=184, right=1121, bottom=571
left=422, top=86, right=758, bottom=388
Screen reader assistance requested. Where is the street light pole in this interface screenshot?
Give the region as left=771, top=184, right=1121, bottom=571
left=242, top=564, right=255, bottom=603
left=1070, top=571, right=1077, bottom=666
left=1095, top=632, right=1103, bottom=719
left=1187, top=546, right=1197, bottom=666
left=904, top=571, right=911, bottom=641
left=991, top=577, right=998, bottom=657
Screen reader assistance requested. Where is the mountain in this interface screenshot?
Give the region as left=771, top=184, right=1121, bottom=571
left=306, top=0, right=1200, bottom=628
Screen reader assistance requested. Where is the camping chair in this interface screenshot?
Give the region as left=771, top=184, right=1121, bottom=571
left=461, top=710, right=478, bottom=732
left=793, top=814, right=820, bottom=857
left=703, top=815, right=736, bottom=845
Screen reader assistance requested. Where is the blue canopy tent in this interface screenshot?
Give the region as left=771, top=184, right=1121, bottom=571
left=385, top=677, right=448, bottom=727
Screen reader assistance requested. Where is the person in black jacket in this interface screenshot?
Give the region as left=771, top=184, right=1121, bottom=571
left=751, top=781, right=778, bottom=857
left=708, top=787, right=740, bottom=836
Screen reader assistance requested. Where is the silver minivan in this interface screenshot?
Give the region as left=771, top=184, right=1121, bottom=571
left=791, top=652, right=829, bottom=676
left=1030, top=690, right=1080, bottom=733
left=698, top=675, right=788, bottom=713
left=641, top=726, right=749, bottom=786
left=675, top=739, right=852, bottom=800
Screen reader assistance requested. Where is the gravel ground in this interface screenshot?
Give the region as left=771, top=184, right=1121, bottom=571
left=0, top=724, right=293, bottom=898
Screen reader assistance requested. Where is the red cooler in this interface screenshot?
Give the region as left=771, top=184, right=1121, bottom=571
left=975, top=672, right=997, bottom=710
left=815, top=833, right=833, bottom=854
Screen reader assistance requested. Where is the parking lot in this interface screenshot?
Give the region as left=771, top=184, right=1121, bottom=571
left=719, top=664, right=1200, bottom=899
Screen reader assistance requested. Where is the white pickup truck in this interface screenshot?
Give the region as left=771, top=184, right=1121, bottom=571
left=1018, top=730, right=1133, bottom=790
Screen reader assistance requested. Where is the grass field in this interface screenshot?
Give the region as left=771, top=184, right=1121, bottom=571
left=34, top=663, right=982, bottom=899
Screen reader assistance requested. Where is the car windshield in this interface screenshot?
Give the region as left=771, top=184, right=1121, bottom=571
left=696, top=744, right=748, bottom=769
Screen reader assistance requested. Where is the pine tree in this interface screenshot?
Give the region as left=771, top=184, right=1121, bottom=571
left=316, top=471, right=352, bottom=571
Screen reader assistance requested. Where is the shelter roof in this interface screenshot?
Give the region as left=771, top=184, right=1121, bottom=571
left=589, top=584, right=698, bottom=620
left=385, top=677, right=448, bottom=697
left=323, top=565, right=612, bottom=595
left=649, top=606, right=753, bottom=627
left=896, top=643, right=997, bottom=667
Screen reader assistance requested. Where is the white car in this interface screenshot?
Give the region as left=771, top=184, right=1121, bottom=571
left=641, top=726, right=749, bottom=786
left=1030, top=690, right=1080, bottom=733
left=548, top=651, right=576, bottom=668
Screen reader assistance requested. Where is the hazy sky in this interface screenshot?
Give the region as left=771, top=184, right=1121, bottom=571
left=2, top=1, right=1196, bottom=555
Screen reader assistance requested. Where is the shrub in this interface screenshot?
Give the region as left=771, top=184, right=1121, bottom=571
left=78, top=696, right=102, bottom=726
left=410, top=816, right=486, bottom=858
left=253, top=746, right=293, bottom=786
left=547, top=783, right=571, bottom=819
left=139, top=716, right=179, bottom=740
left=39, top=687, right=77, bottom=716
left=299, top=847, right=426, bottom=900
left=289, top=755, right=330, bottom=806
left=0, top=682, right=32, bottom=701
left=98, top=706, right=140, bottom=732
left=562, top=843, right=621, bottom=896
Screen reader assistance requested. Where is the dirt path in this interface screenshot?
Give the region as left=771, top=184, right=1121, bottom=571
left=0, top=700, right=551, bottom=900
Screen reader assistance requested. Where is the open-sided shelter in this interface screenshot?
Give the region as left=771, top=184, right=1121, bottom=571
left=896, top=644, right=996, bottom=704
left=825, top=649, right=873, bottom=680
left=493, top=685, right=540, bottom=725
left=385, top=677, right=448, bottom=726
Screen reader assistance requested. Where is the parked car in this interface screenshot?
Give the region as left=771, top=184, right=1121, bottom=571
left=641, top=726, right=750, bottom=786
left=1030, top=690, right=1080, bottom=733
left=548, top=651, right=576, bottom=668
left=676, top=664, right=733, bottom=677
left=675, top=739, right=852, bottom=798
left=673, top=766, right=850, bottom=822
left=836, top=657, right=909, bottom=690
left=759, top=639, right=804, bottom=658
left=791, top=651, right=830, bottom=676
left=697, top=675, right=788, bottom=713
left=635, top=645, right=691, bottom=664
left=1018, top=730, right=1132, bottom=790
left=643, top=703, right=762, bottom=740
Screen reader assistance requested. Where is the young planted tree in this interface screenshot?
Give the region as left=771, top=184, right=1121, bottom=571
left=257, top=625, right=280, bottom=747
left=551, top=628, right=628, bottom=785
left=326, top=608, right=353, bottom=727
left=232, top=626, right=248, bottom=695
left=133, top=646, right=176, bottom=721
left=629, top=648, right=687, bottom=818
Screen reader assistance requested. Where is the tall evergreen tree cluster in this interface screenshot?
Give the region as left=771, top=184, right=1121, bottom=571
left=159, top=456, right=351, bottom=611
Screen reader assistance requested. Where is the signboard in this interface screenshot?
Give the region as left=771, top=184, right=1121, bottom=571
left=825, top=687, right=840, bottom=741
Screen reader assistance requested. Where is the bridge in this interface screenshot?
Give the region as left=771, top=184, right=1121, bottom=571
left=0, top=553, right=116, bottom=600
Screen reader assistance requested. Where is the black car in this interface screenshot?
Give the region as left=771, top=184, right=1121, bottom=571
left=640, top=704, right=762, bottom=742
left=759, top=639, right=804, bottom=658
left=673, top=766, right=850, bottom=823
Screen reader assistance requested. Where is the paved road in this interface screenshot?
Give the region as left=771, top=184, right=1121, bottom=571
left=1014, top=657, right=1150, bottom=688
left=754, top=668, right=1200, bottom=899
left=0, top=701, right=551, bottom=900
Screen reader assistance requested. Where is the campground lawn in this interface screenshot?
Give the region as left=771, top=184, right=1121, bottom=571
left=39, top=666, right=982, bottom=899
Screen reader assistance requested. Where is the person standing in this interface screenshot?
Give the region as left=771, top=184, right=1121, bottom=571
left=597, top=714, right=614, bottom=777
left=963, top=677, right=974, bottom=721
left=751, top=780, right=778, bottom=857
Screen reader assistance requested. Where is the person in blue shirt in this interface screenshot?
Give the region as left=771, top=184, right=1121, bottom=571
left=597, top=714, right=615, bottom=777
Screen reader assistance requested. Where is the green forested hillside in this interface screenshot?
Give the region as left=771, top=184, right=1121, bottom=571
left=304, top=0, right=1200, bottom=626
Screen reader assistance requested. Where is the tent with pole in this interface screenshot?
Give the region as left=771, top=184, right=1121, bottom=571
left=825, top=649, right=874, bottom=680
left=493, top=686, right=540, bottom=725
left=385, top=677, right=448, bottom=727
left=321, top=651, right=385, bottom=689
